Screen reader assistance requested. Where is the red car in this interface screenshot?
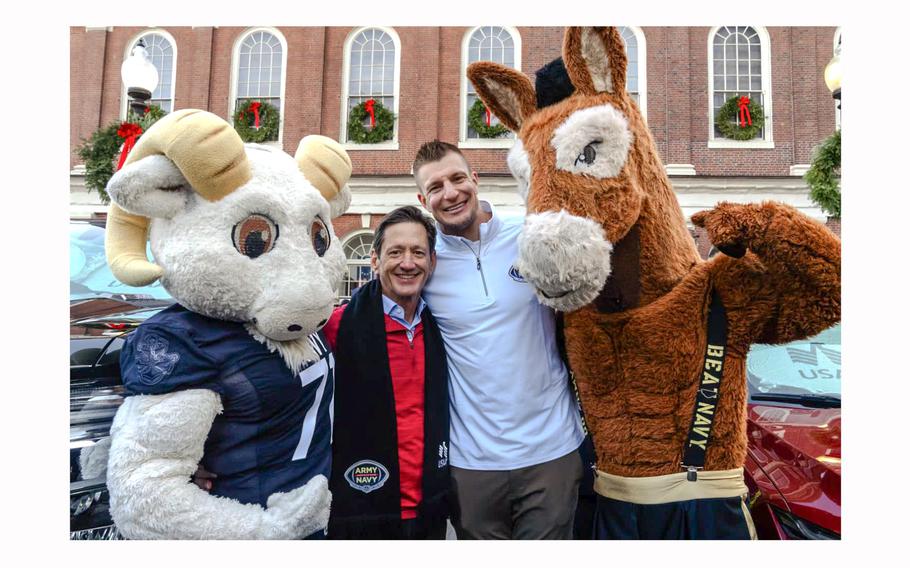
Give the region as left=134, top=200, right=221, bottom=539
left=743, top=323, right=841, bottom=539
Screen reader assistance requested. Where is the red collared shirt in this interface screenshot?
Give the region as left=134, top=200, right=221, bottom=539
left=324, top=302, right=425, bottom=519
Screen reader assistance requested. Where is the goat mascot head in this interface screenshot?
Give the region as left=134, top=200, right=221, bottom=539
left=105, top=109, right=352, bottom=366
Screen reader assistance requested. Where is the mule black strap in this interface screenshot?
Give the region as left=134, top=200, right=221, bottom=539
left=681, top=288, right=728, bottom=482
left=556, top=314, right=595, bottom=449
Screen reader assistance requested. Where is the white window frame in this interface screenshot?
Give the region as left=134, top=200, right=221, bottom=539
left=339, top=229, right=376, bottom=300
left=707, top=26, right=774, bottom=149
left=459, top=26, right=522, bottom=149
left=339, top=26, right=401, bottom=151
left=229, top=27, right=288, bottom=147
left=120, top=29, right=178, bottom=120
left=620, top=26, right=647, bottom=122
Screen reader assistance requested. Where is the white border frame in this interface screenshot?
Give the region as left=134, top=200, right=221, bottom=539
left=120, top=29, right=178, bottom=120
left=340, top=26, right=402, bottom=151
left=622, top=26, right=648, bottom=122
left=228, top=27, right=289, bottom=147
left=707, top=25, right=774, bottom=149
left=833, top=27, right=842, bottom=131
left=459, top=25, right=522, bottom=149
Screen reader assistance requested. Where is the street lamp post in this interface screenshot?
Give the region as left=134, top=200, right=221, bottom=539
left=824, top=47, right=842, bottom=110
left=121, top=40, right=159, bottom=117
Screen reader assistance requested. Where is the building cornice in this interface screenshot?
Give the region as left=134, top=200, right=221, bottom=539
left=71, top=172, right=826, bottom=222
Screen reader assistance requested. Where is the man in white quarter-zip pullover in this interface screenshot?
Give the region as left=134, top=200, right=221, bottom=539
left=413, top=140, right=585, bottom=539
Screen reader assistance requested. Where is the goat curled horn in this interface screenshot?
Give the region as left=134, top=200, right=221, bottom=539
left=104, top=109, right=352, bottom=286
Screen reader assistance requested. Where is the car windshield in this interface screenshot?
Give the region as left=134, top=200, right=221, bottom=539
left=70, top=222, right=173, bottom=302
left=746, top=323, right=841, bottom=400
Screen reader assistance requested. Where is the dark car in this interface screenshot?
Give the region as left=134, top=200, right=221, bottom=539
left=743, top=323, right=841, bottom=539
left=70, top=221, right=173, bottom=539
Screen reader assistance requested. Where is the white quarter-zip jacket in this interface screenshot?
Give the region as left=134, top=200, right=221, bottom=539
left=422, top=201, right=585, bottom=470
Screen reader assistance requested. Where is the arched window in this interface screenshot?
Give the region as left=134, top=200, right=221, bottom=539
left=461, top=26, right=521, bottom=146
left=122, top=31, right=176, bottom=117
left=708, top=26, right=773, bottom=147
left=340, top=231, right=375, bottom=300
left=619, top=27, right=647, bottom=119
left=231, top=28, right=287, bottom=143
left=341, top=27, right=400, bottom=147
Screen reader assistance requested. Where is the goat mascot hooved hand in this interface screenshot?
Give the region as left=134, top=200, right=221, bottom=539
left=468, top=27, right=841, bottom=539
left=103, top=109, right=352, bottom=539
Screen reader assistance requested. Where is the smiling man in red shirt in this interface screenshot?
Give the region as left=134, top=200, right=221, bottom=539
left=324, top=205, right=451, bottom=539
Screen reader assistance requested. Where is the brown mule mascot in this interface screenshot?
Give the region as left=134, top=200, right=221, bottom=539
left=468, top=26, right=841, bottom=539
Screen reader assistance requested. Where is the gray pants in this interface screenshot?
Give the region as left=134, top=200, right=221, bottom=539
left=450, top=449, right=583, bottom=539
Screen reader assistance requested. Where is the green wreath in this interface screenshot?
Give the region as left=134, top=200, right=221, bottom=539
left=805, top=130, right=840, bottom=218
left=347, top=99, right=395, bottom=144
left=715, top=95, right=765, bottom=141
left=468, top=99, right=510, bottom=138
left=75, top=105, right=166, bottom=204
left=232, top=100, right=280, bottom=143
left=128, top=104, right=166, bottom=131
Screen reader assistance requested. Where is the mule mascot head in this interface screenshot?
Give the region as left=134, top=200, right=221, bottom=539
left=469, top=27, right=699, bottom=313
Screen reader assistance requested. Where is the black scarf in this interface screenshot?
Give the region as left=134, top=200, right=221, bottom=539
left=327, top=278, right=450, bottom=538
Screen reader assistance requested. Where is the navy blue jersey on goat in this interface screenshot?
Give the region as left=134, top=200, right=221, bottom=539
left=120, top=304, right=335, bottom=507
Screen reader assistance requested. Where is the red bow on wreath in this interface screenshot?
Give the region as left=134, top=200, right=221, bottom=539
left=738, top=96, right=753, bottom=128
left=249, top=102, right=262, bottom=129
left=364, top=99, right=376, bottom=129
left=116, top=122, right=144, bottom=171
left=484, top=105, right=492, bottom=127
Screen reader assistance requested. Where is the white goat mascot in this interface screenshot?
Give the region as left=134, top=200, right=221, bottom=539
left=103, top=109, right=352, bottom=539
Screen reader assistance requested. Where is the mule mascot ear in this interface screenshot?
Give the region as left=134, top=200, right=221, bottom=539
left=466, top=59, right=539, bottom=205
left=562, top=27, right=627, bottom=96
left=466, top=62, right=537, bottom=132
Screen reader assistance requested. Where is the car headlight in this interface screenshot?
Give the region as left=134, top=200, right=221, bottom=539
left=772, top=506, right=840, bottom=540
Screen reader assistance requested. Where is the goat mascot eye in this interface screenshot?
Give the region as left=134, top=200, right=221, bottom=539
left=311, top=217, right=330, bottom=257
left=233, top=214, right=279, bottom=259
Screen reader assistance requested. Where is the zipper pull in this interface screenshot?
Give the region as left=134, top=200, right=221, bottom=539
left=476, top=257, right=481, bottom=271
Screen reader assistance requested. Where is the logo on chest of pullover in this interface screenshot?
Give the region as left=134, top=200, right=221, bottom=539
left=508, top=265, right=526, bottom=283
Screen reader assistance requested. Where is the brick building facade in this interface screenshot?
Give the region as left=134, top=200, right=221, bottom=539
left=70, top=25, right=841, bottom=295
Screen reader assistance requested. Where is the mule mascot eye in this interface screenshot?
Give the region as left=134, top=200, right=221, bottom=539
left=468, top=26, right=840, bottom=540
left=575, top=140, right=601, bottom=166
